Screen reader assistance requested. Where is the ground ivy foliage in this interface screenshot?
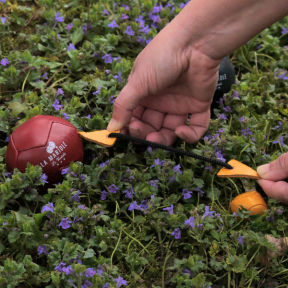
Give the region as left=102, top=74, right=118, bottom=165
left=0, top=0, right=287, bottom=287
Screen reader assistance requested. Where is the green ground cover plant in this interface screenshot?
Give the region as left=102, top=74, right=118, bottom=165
left=0, top=0, right=288, bottom=287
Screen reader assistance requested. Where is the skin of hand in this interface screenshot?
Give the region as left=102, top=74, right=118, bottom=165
left=107, top=27, right=221, bottom=145
left=257, top=154, right=288, bottom=204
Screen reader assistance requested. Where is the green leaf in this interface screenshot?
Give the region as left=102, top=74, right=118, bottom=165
left=8, top=102, right=28, bottom=118
left=99, top=240, right=107, bottom=252
left=210, top=230, right=219, bottom=241
left=84, top=248, right=95, bottom=259
left=191, top=273, right=206, bottom=288
left=71, top=27, right=84, bottom=45
left=207, top=186, right=221, bottom=200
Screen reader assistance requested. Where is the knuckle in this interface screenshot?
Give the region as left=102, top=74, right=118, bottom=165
left=275, top=153, right=288, bottom=171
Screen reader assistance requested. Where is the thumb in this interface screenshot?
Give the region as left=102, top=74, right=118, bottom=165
left=106, top=77, right=145, bottom=132
left=257, top=153, right=288, bottom=181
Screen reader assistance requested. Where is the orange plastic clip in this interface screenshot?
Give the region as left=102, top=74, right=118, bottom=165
left=78, top=130, right=120, bottom=147
left=217, top=159, right=261, bottom=180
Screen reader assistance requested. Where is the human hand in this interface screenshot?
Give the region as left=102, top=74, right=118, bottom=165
left=257, top=153, right=288, bottom=204
left=106, top=21, right=221, bottom=145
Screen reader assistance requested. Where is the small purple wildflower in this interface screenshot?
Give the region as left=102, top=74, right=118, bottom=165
left=149, top=180, right=159, bottom=189
left=182, top=188, right=192, bottom=199
left=223, top=106, right=232, bottom=112
left=203, top=206, right=215, bottom=218
left=128, top=201, right=140, bottom=211
left=56, top=88, right=64, bottom=96
left=183, top=269, right=193, bottom=277
left=108, top=20, right=119, bottom=29
left=124, top=26, right=134, bottom=36
left=163, top=204, right=174, bottom=215
left=5, top=136, right=9, bottom=142
left=231, top=91, right=240, bottom=99
left=114, top=276, right=128, bottom=288
left=67, top=43, right=76, bottom=51
left=274, top=121, right=283, bottom=130
left=102, top=53, right=113, bottom=63
left=239, top=116, right=245, bottom=123
left=55, top=12, right=64, bottom=23
left=237, top=235, right=244, bottom=246
left=110, top=95, right=115, bottom=104
left=273, top=135, right=285, bottom=147
left=55, top=262, right=66, bottom=272
left=85, top=268, right=96, bottom=277
left=42, top=72, right=48, bottom=80
left=140, top=25, right=150, bottom=35
left=282, top=27, right=288, bottom=35
left=79, top=174, right=86, bottom=181
left=100, top=190, right=109, bottom=201
left=41, top=202, right=54, bottom=213
left=102, top=9, right=109, bottom=15
left=113, top=71, right=123, bottom=82
left=172, top=228, right=181, bottom=239
left=218, top=114, right=227, bottom=120
left=1, top=17, right=6, bottom=25
left=59, top=217, right=72, bottom=229
left=93, top=86, right=102, bottom=95
left=150, top=159, right=165, bottom=168
left=241, top=127, right=252, bottom=137
left=139, top=200, right=149, bottom=211
left=1, top=58, right=9, bottom=66
left=63, top=265, right=74, bottom=275
left=78, top=205, right=86, bottom=210
left=52, top=99, right=63, bottom=110
left=99, top=160, right=110, bottom=167
left=108, top=184, right=119, bottom=193
left=184, top=216, right=195, bottom=228
left=121, top=14, right=129, bottom=20
left=66, top=23, right=73, bottom=30
left=123, top=187, right=135, bottom=199
left=61, top=167, right=70, bottom=175
left=82, top=279, right=93, bottom=288
left=37, top=245, right=48, bottom=255
left=62, top=112, right=70, bottom=120
left=173, top=164, right=182, bottom=175
left=40, top=173, right=49, bottom=183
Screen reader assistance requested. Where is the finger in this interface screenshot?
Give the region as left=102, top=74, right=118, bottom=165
left=132, top=105, right=145, bottom=120
left=258, top=179, right=288, bottom=204
left=163, top=113, right=187, bottom=130
left=141, top=109, right=166, bottom=131
left=257, top=153, right=288, bottom=181
left=175, top=110, right=210, bottom=143
left=129, top=119, right=157, bottom=139
left=146, top=128, right=177, bottom=146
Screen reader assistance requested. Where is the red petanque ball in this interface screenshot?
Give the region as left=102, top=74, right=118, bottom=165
left=5, top=115, right=84, bottom=184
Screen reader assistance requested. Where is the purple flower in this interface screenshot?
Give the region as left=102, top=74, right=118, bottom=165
left=173, top=164, right=182, bottom=175
left=231, top=91, right=240, bottom=99
left=52, top=99, right=63, bottom=110
left=215, top=151, right=226, bottom=162
left=163, top=204, right=174, bottom=215
left=66, top=23, right=73, bottom=30
left=62, top=112, right=70, bottom=120
left=168, top=175, right=177, bottom=183
left=139, top=200, right=148, bottom=211
left=102, top=9, right=109, bottom=15
left=82, top=279, right=93, bottom=288
left=86, top=114, right=91, bottom=119
left=146, top=38, right=153, bottom=44
left=123, top=187, right=135, bottom=199
left=102, top=53, right=113, bottom=63
left=79, top=174, right=86, bottom=181
left=67, top=43, right=76, bottom=51
left=150, top=159, right=165, bottom=168
left=197, top=223, right=203, bottom=229
left=4, top=172, right=12, bottom=177
left=0, top=0, right=5, bottom=3
left=1, top=58, right=9, bottom=66
left=121, top=14, right=129, bottom=20
left=37, top=245, right=48, bottom=255
left=172, top=228, right=181, bottom=239
left=55, top=262, right=66, bottom=272
left=149, top=14, right=161, bottom=23
left=203, top=206, right=215, bottom=218
left=137, top=36, right=146, bottom=46
left=140, top=25, right=150, bottom=35
left=149, top=180, right=159, bottom=189
left=113, top=71, right=123, bottom=82
left=152, top=4, right=163, bottom=13
left=239, top=116, right=245, bottom=123
left=114, top=276, right=128, bottom=288
left=103, top=284, right=109, bottom=288
left=41, top=202, right=54, bottom=213
left=282, top=27, right=288, bottom=35
left=128, top=201, right=140, bottom=211
left=57, top=88, right=64, bottom=95
left=183, top=269, right=193, bottom=277
left=237, top=235, right=244, bottom=246
left=273, top=135, right=285, bottom=147
left=85, top=268, right=96, bottom=277
left=5, top=136, right=9, bottom=142
left=124, top=26, right=134, bottom=36
left=93, top=86, right=102, bottom=95
left=55, top=12, right=64, bottom=23
left=108, top=20, right=119, bottom=29
left=63, top=265, right=74, bottom=275
left=108, top=184, right=119, bottom=193
left=184, top=216, right=195, bottom=228
left=1, top=17, right=6, bottom=24
left=100, top=190, right=109, bottom=201
left=61, top=167, right=70, bottom=175
left=78, top=205, right=86, bottom=210
left=99, top=160, right=110, bottom=167
left=218, top=114, right=227, bottom=120
left=3, top=222, right=8, bottom=226
left=59, top=217, right=72, bottom=229
left=241, top=127, right=252, bottom=137
left=223, top=106, right=232, bottom=113
left=42, top=72, right=48, bottom=80
left=273, top=121, right=283, bottom=130
left=182, top=188, right=192, bottom=199
left=40, top=173, right=49, bottom=183
left=110, top=95, right=115, bottom=104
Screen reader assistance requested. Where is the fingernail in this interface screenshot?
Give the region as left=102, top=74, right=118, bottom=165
left=175, top=131, right=183, bottom=139
left=257, top=164, right=270, bottom=178
left=107, top=119, right=121, bottom=132
left=129, top=126, right=140, bottom=136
